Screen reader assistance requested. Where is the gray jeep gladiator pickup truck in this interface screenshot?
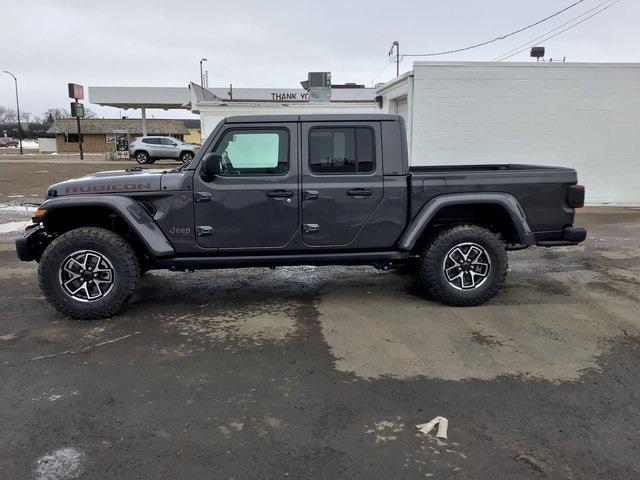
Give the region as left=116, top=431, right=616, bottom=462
left=16, top=114, right=586, bottom=319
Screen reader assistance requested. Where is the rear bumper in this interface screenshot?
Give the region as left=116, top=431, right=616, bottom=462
left=536, top=226, right=587, bottom=247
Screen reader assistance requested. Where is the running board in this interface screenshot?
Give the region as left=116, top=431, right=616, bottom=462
left=153, top=251, right=410, bottom=271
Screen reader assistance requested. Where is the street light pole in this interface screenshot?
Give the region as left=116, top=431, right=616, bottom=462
left=388, top=41, right=400, bottom=77
left=3, top=70, right=23, bottom=155
left=199, top=58, right=208, bottom=87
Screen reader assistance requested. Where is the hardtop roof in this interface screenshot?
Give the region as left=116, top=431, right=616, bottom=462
left=223, top=114, right=401, bottom=124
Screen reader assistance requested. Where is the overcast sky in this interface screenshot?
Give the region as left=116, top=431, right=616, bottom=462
left=1, top=0, right=636, bottom=119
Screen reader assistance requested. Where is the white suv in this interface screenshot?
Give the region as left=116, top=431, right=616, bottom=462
left=128, top=136, right=200, bottom=164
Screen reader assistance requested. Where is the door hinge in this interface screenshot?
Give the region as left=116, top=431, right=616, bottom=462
left=195, top=192, right=213, bottom=202
left=303, top=224, right=320, bottom=234
left=196, top=225, right=213, bottom=236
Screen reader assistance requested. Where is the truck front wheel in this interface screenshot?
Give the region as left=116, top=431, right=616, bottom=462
left=38, top=227, right=140, bottom=319
left=419, top=225, right=508, bottom=306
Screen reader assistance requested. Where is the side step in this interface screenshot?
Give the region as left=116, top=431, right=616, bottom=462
left=153, top=251, right=410, bottom=271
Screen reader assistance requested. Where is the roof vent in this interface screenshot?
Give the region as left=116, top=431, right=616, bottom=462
left=300, top=72, right=331, bottom=90
left=301, top=72, right=332, bottom=104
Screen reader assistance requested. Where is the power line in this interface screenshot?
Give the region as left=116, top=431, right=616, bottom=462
left=492, top=0, right=619, bottom=61
left=369, top=59, right=395, bottom=86
left=402, top=0, right=586, bottom=57
left=494, top=0, right=623, bottom=61
left=491, top=0, right=617, bottom=61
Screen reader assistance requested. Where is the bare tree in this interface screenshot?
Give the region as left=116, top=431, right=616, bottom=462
left=0, top=106, right=18, bottom=122
left=41, top=108, right=71, bottom=122
left=40, top=107, right=96, bottom=122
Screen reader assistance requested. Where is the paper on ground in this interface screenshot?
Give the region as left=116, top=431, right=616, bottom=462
left=416, top=416, right=448, bottom=439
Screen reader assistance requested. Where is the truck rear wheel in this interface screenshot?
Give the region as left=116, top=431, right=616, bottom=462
left=38, top=227, right=140, bottom=319
left=419, top=225, right=507, bottom=306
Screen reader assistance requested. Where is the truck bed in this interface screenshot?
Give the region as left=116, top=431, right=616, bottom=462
left=408, top=164, right=578, bottom=234
left=409, top=163, right=574, bottom=173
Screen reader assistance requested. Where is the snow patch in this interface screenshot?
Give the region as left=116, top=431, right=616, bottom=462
left=34, top=447, right=85, bottom=480
left=0, top=221, right=30, bottom=233
left=0, top=204, right=34, bottom=213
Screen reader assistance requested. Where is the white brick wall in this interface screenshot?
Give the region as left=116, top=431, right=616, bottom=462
left=383, top=62, right=640, bottom=205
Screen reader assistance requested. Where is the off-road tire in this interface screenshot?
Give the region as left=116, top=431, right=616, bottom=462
left=419, top=225, right=508, bottom=306
left=180, top=151, right=194, bottom=163
left=134, top=151, right=149, bottom=164
left=38, top=227, right=140, bottom=320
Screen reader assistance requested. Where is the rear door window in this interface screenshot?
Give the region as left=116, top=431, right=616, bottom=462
left=309, top=127, right=375, bottom=174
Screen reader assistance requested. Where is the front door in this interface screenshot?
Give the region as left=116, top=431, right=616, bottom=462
left=301, top=122, right=384, bottom=247
left=159, top=137, right=180, bottom=159
left=193, top=123, right=299, bottom=249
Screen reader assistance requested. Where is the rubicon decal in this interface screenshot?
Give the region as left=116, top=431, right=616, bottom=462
left=64, top=183, right=152, bottom=194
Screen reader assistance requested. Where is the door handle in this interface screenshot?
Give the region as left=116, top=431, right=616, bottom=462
left=347, top=188, right=372, bottom=197
left=196, top=225, right=213, bottom=236
left=195, top=192, right=212, bottom=202
left=304, top=190, right=319, bottom=201
left=267, top=190, right=294, bottom=198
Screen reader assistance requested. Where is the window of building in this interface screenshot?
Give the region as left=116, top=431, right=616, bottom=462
left=65, top=134, right=80, bottom=143
left=213, top=129, right=289, bottom=175
left=309, top=127, right=375, bottom=174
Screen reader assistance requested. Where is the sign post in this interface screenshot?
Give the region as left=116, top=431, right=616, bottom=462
left=68, top=83, right=85, bottom=159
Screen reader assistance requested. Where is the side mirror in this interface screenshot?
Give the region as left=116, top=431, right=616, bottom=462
left=201, top=153, right=222, bottom=179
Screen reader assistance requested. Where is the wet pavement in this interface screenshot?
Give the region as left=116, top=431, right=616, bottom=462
left=1, top=161, right=640, bottom=479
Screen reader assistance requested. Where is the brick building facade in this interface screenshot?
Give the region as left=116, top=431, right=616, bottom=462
left=47, top=119, right=189, bottom=153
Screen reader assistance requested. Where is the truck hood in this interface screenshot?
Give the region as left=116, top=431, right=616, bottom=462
left=47, top=168, right=168, bottom=197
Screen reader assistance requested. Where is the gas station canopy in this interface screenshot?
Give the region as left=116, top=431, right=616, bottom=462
left=88, top=86, right=190, bottom=110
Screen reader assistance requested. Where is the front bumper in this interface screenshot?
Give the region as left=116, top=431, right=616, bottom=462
left=15, top=225, right=49, bottom=261
left=536, top=226, right=587, bottom=247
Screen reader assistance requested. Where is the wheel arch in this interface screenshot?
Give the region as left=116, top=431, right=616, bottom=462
left=399, top=193, right=535, bottom=252
left=39, top=196, right=174, bottom=260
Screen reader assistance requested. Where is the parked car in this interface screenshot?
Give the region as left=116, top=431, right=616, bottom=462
left=16, top=114, right=586, bottom=319
left=128, top=136, right=200, bottom=164
left=0, top=137, right=19, bottom=148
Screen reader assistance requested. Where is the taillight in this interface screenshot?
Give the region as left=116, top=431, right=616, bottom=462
left=568, top=184, right=585, bottom=208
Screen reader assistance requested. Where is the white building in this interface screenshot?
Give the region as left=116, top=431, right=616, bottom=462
left=377, top=62, right=640, bottom=205
left=188, top=79, right=379, bottom=140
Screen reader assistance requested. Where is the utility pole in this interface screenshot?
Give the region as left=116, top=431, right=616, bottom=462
left=3, top=71, right=23, bottom=155
left=200, top=58, right=207, bottom=87
left=388, top=41, right=400, bottom=77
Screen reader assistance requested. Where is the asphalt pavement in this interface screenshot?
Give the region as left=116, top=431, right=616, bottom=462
left=1, top=160, right=639, bottom=479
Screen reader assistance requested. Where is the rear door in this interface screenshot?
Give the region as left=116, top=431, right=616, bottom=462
left=192, top=122, right=299, bottom=249
left=159, top=137, right=180, bottom=158
left=142, top=138, right=160, bottom=156
left=301, top=122, right=383, bottom=247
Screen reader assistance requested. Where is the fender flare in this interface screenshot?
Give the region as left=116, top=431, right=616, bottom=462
left=40, top=195, right=175, bottom=257
left=398, top=192, right=535, bottom=251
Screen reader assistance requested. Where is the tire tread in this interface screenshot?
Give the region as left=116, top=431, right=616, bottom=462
left=419, top=225, right=508, bottom=306
left=38, top=227, right=139, bottom=319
